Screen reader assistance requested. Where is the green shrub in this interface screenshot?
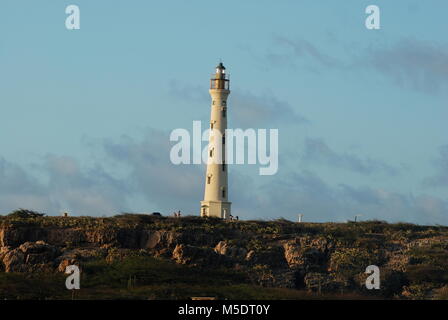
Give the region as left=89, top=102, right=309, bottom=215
left=330, top=248, right=381, bottom=279
left=7, top=209, right=45, bottom=218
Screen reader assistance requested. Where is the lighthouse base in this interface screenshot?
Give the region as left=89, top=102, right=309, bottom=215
left=200, top=201, right=231, bottom=219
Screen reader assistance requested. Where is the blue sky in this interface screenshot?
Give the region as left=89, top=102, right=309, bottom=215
left=0, top=0, right=447, bottom=224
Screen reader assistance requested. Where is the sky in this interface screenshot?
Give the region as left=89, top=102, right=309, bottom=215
left=0, top=0, right=447, bottom=224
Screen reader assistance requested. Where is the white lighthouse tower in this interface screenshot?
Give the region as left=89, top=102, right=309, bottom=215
left=200, top=62, right=231, bottom=219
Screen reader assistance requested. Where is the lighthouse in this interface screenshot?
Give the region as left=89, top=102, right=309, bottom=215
left=200, top=62, right=231, bottom=219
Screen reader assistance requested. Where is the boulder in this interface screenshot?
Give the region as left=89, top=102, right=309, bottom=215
left=3, top=248, right=25, bottom=272
left=172, top=244, right=228, bottom=267
left=1, top=241, right=59, bottom=272
left=214, top=241, right=247, bottom=260
left=143, top=230, right=179, bottom=251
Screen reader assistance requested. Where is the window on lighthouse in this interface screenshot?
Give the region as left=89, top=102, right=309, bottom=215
left=222, top=108, right=226, bottom=118
left=207, top=175, right=212, bottom=184
left=209, top=148, right=214, bottom=157
left=222, top=188, right=226, bottom=198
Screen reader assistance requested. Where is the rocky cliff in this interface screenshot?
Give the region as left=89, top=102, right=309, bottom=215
left=1, top=213, right=448, bottom=299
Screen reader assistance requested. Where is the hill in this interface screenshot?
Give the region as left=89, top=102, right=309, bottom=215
left=1, top=211, right=448, bottom=299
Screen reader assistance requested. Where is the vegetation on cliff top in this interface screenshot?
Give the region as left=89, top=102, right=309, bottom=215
left=1, top=210, right=445, bottom=239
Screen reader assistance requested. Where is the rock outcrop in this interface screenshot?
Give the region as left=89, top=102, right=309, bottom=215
left=172, top=244, right=229, bottom=267
left=1, top=215, right=448, bottom=299
left=2, top=241, right=59, bottom=272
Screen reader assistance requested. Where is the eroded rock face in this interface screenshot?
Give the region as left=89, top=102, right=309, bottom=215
left=143, top=230, right=179, bottom=251
left=283, top=237, right=330, bottom=271
left=0, top=217, right=447, bottom=298
left=214, top=241, right=247, bottom=260
left=0, top=228, right=5, bottom=247
left=0, top=226, right=47, bottom=247
left=1, top=241, right=60, bottom=272
left=0, top=225, right=172, bottom=249
left=3, top=249, right=25, bottom=272
left=283, top=242, right=303, bottom=268
left=172, top=244, right=229, bottom=267
left=84, top=228, right=119, bottom=246
left=245, top=246, right=288, bottom=268
left=57, top=258, right=77, bottom=273
left=46, top=228, right=86, bottom=246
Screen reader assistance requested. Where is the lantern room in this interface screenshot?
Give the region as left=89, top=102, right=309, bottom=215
left=210, top=62, right=230, bottom=90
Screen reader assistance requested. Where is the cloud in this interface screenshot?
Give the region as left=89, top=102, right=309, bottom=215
left=268, top=36, right=341, bottom=69
left=230, top=91, right=308, bottom=128
left=302, top=137, right=400, bottom=176
left=0, top=155, right=131, bottom=216
left=44, top=154, right=130, bottom=215
left=361, top=39, right=448, bottom=93
left=338, top=183, right=448, bottom=225
left=0, top=128, right=205, bottom=217
left=102, top=129, right=204, bottom=214
left=168, top=80, right=308, bottom=128
left=255, top=170, right=344, bottom=221
left=244, top=170, right=448, bottom=225
left=423, top=145, right=448, bottom=187
left=0, top=157, right=46, bottom=195
left=0, top=157, right=55, bottom=213
left=254, top=35, right=448, bottom=94
left=1, top=135, right=446, bottom=225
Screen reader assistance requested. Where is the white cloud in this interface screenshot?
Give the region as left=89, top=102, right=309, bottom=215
left=302, top=137, right=400, bottom=176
